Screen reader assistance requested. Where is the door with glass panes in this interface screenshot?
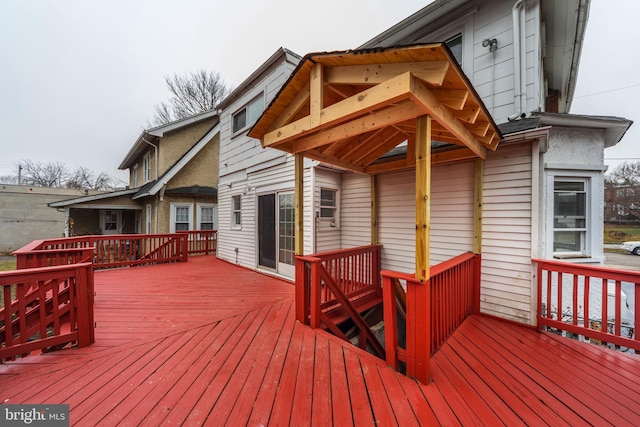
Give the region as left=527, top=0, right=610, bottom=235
left=258, top=192, right=295, bottom=277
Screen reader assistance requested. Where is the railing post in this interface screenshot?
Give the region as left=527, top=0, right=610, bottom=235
left=75, top=264, right=94, bottom=347
left=406, top=278, right=430, bottom=384
left=310, top=259, right=321, bottom=328
left=382, top=273, right=398, bottom=370
left=472, top=254, right=481, bottom=315
left=181, top=234, right=188, bottom=262
left=295, top=257, right=309, bottom=324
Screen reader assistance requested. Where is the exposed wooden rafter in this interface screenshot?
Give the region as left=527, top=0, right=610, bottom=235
left=250, top=44, right=502, bottom=175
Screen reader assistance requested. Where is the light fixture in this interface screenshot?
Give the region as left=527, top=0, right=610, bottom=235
left=482, top=38, right=498, bottom=52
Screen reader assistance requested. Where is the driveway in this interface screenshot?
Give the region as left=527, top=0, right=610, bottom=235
left=604, top=249, right=640, bottom=271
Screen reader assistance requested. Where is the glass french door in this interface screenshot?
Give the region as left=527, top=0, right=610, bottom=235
left=258, top=192, right=295, bottom=277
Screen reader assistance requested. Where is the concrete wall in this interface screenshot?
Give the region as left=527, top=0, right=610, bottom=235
left=0, top=185, right=100, bottom=253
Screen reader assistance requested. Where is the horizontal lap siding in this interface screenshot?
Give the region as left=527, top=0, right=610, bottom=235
left=313, top=168, right=341, bottom=253
left=481, top=144, right=534, bottom=324
left=341, top=173, right=372, bottom=249
left=377, top=162, right=474, bottom=274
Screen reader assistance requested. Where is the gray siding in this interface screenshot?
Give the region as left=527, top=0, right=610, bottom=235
left=481, top=143, right=534, bottom=324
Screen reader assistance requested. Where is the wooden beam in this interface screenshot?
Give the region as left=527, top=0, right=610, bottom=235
left=364, top=158, right=412, bottom=175
left=295, top=154, right=304, bottom=256
left=415, top=115, right=431, bottom=282
left=310, top=63, right=323, bottom=128
left=431, top=147, right=478, bottom=164
left=268, top=81, right=310, bottom=132
left=304, top=149, right=366, bottom=174
left=290, top=100, right=423, bottom=154
left=410, top=77, right=487, bottom=160
left=430, top=89, right=468, bottom=110
left=371, top=175, right=378, bottom=245
left=325, top=61, right=450, bottom=86
left=264, top=72, right=413, bottom=148
left=473, top=159, right=483, bottom=254
left=357, top=132, right=408, bottom=167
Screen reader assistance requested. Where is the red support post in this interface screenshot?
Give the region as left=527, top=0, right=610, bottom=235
left=406, top=278, right=430, bottom=383
left=295, top=257, right=309, bottom=324
left=472, top=254, right=481, bottom=315
left=74, top=264, right=93, bottom=347
left=382, top=274, right=398, bottom=370
left=310, top=259, right=321, bottom=328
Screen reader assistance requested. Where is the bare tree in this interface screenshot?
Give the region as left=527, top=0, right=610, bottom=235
left=19, top=159, right=68, bottom=187
left=152, top=70, right=231, bottom=125
left=66, top=167, right=115, bottom=191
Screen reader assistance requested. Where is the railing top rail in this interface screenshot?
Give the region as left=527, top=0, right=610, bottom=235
left=15, top=247, right=96, bottom=256
left=0, top=262, right=93, bottom=282
left=301, top=244, right=381, bottom=261
left=381, top=252, right=478, bottom=283
left=533, top=258, right=640, bottom=282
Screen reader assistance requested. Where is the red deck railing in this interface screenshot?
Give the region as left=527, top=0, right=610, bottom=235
left=381, top=252, right=481, bottom=384
left=295, top=245, right=384, bottom=357
left=178, top=230, right=218, bottom=255
left=534, top=258, right=639, bottom=353
left=0, top=262, right=94, bottom=362
left=14, top=233, right=189, bottom=270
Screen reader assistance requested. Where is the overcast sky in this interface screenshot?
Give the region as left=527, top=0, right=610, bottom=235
left=0, top=0, right=637, bottom=182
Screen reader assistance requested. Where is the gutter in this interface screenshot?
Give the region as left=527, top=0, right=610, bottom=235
left=510, top=0, right=527, bottom=120
left=564, top=0, right=590, bottom=112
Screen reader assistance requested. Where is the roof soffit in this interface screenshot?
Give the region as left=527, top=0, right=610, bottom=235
left=249, top=44, right=501, bottom=174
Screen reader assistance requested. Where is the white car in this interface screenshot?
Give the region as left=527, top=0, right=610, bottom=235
left=619, top=241, right=640, bottom=256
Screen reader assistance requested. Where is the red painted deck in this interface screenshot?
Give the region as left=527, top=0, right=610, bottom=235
left=1, top=256, right=639, bottom=425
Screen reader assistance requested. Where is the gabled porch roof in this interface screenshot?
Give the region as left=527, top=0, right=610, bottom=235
left=249, top=43, right=502, bottom=174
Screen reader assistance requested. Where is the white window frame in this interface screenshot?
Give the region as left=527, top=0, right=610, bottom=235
left=547, top=172, right=597, bottom=259
left=232, top=195, right=242, bottom=229
left=143, top=153, right=151, bottom=184
left=146, top=204, right=152, bottom=234
left=197, top=203, right=217, bottom=230
left=319, top=187, right=339, bottom=229
left=232, top=93, right=264, bottom=135
left=132, top=164, right=139, bottom=188
left=170, top=203, right=193, bottom=233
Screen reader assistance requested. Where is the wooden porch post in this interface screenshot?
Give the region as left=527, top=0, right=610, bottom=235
left=407, top=115, right=431, bottom=384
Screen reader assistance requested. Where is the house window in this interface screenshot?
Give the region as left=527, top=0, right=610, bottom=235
left=232, top=94, right=264, bottom=134
left=146, top=204, right=152, bottom=234
left=320, top=188, right=338, bottom=228
left=170, top=203, right=192, bottom=232
left=197, top=204, right=217, bottom=230
left=553, top=179, right=587, bottom=256
left=446, top=34, right=463, bottom=65
left=132, top=164, right=138, bottom=188
left=232, top=196, right=242, bottom=227
left=143, top=153, right=151, bottom=183
left=103, top=211, right=119, bottom=232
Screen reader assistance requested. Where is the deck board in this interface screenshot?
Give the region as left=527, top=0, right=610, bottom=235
left=1, top=256, right=640, bottom=425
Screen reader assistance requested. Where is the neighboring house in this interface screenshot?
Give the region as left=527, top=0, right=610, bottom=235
left=0, top=184, right=104, bottom=253
left=604, top=182, right=639, bottom=223
left=50, top=110, right=220, bottom=236
left=219, top=0, right=632, bottom=327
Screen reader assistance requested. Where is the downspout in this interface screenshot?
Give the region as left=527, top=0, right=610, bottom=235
left=311, top=164, right=317, bottom=253
left=510, top=0, right=527, bottom=120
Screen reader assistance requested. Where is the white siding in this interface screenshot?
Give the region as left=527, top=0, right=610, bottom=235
left=481, top=143, right=534, bottom=324
left=313, top=168, right=342, bottom=253
left=341, top=173, right=372, bottom=249
left=412, top=0, right=541, bottom=123
left=376, top=162, right=475, bottom=274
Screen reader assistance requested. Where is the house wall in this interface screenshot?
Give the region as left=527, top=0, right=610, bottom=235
left=159, top=118, right=219, bottom=177
left=540, top=127, right=607, bottom=263
left=313, top=168, right=342, bottom=253
left=338, top=162, right=476, bottom=274
left=403, top=0, right=541, bottom=124
left=218, top=54, right=299, bottom=272
left=168, top=133, right=220, bottom=191
left=0, top=185, right=101, bottom=253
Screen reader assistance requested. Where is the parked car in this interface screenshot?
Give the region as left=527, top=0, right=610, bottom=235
left=619, top=241, right=640, bottom=255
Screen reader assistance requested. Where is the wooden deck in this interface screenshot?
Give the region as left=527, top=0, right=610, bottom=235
left=1, top=256, right=639, bottom=425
